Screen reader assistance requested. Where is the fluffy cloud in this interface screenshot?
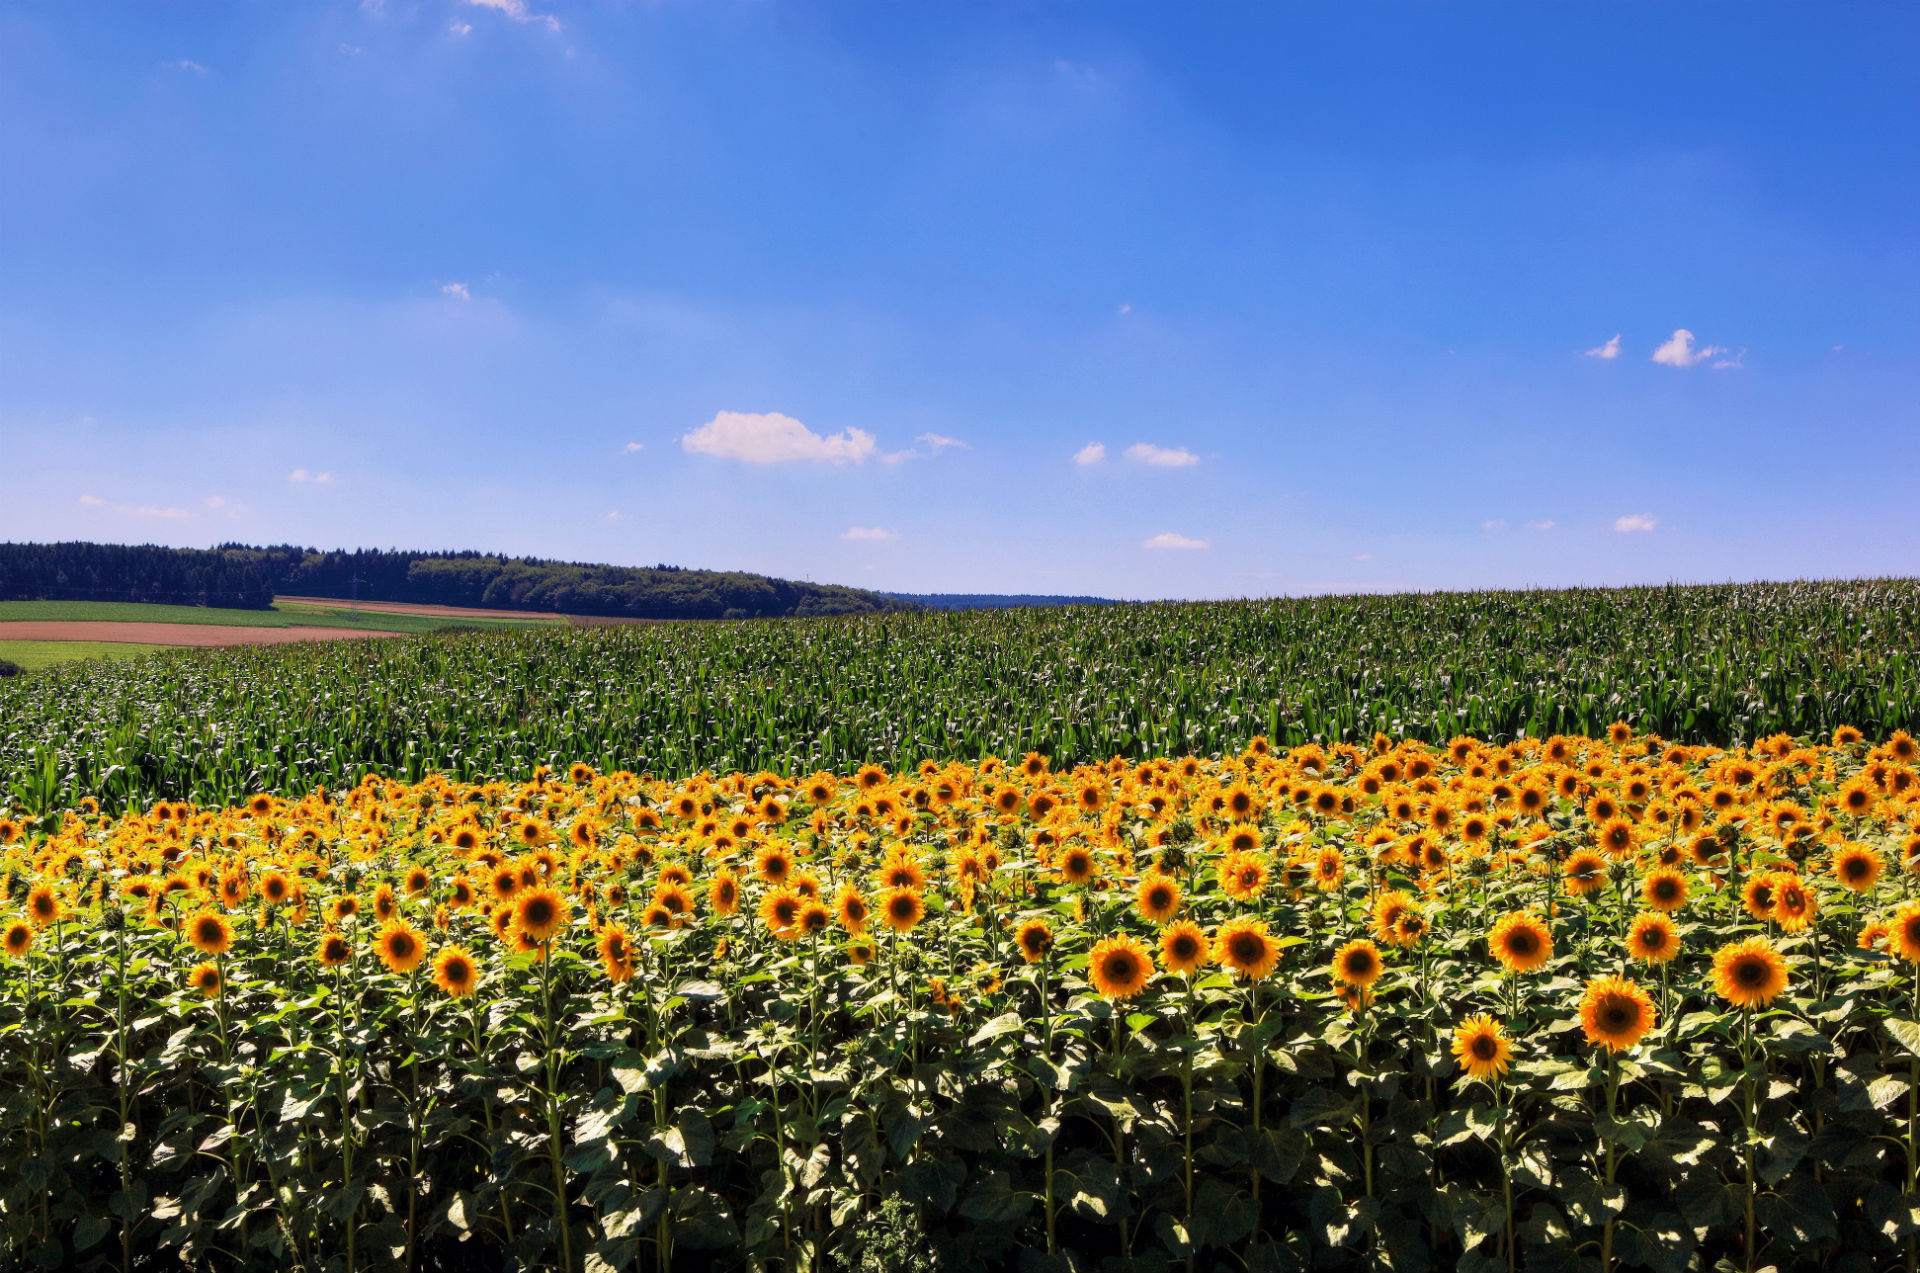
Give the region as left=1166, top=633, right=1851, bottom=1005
left=441, top=282, right=471, bottom=301
left=1481, top=520, right=1508, bottom=532
left=288, top=469, right=335, bottom=485
left=1526, top=520, right=1557, bottom=531
left=1614, top=513, right=1658, bottom=533
left=623, top=442, right=645, bottom=453
left=681, top=411, right=877, bottom=465
left=1073, top=443, right=1107, bottom=466
left=1584, top=334, right=1621, bottom=359
left=1125, top=443, right=1200, bottom=468
left=841, top=527, right=896, bottom=542
left=464, top=0, right=560, bottom=31
left=1143, top=532, right=1209, bottom=551
left=1651, top=329, right=1726, bottom=369
left=171, top=59, right=208, bottom=75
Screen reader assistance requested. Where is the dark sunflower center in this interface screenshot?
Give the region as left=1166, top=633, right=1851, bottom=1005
left=1508, top=932, right=1537, bottom=956
left=1104, top=954, right=1136, bottom=981
left=1471, top=1035, right=1498, bottom=1061
left=1172, top=936, right=1198, bottom=959
left=1230, top=935, right=1261, bottom=962
left=1736, top=959, right=1766, bottom=986
left=1603, top=1002, right=1635, bottom=1030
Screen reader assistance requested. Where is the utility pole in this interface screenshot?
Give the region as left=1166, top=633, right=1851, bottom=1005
left=346, top=572, right=366, bottom=616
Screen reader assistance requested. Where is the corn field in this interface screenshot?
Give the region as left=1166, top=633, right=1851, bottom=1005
left=4, top=579, right=1920, bottom=816
left=6, top=726, right=1920, bottom=1271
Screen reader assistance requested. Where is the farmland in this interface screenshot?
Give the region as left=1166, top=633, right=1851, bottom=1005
left=1, top=578, right=1916, bottom=816
left=3, top=727, right=1920, bottom=1271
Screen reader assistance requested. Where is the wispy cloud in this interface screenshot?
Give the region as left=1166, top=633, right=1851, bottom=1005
left=881, top=432, right=969, bottom=464
left=1353, top=553, right=1373, bottom=562
left=1614, top=513, right=1658, bottom=533
left=681, top=411, right=876, bottom=465
left=288, top=469, right=335, bottom=485
left=1526, top=520, right=1556, bottom=531
left=841, top=527, right=896, bottom=542
left=79, top=494, right=190, bottom=519
left=1481, top=520, right=1508, bottom=532
left=1584, top=334, right=1621, bottom=359
left=464, top=0, right=560, bottom=32
left=449, top=22, right=473, bottom=36
left=1117, top=303, right=1131, bottom=315
left=1651, top=329, right=1727, bottom=369
left=170, top=59, right=208, bottom=75
left=1073, top=443, right=1107, bottom=466
left=623, top=442, right=645, bottom=453
left=441, top=282, right=471, bottom=301
left=1143, top=532, right=1209, bottom=551
left=1125, top=442, right=1200, bottom=468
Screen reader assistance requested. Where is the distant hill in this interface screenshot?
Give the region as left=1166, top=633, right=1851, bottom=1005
left=0, top=542, right=912, bottom=621
left=886, top=592, right=1120, bottom=610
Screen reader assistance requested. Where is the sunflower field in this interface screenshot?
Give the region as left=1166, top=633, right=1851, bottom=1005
left=7, top=727, right=1920, bottom=1272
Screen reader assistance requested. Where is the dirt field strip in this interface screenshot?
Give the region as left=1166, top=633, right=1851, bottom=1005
left=0, top=622, right=408, bottom=647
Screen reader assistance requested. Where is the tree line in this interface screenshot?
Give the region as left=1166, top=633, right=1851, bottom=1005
left=0, top=542, right=913, bottom=620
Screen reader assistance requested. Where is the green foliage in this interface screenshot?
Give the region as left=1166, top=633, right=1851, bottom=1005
left=5, top=578, right=1920, bottom=814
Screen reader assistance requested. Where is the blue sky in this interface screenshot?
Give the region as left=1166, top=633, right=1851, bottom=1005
left=2, top=2, right=1915, bottom=600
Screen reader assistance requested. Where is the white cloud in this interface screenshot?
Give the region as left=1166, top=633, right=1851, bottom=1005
left=602, top=511, right=623, bottom=521
left=1614, top=513, right=1658, bottom=533
left=1118, top=303, right=1131, bottom=315
left=880, top=432, right=968, bottom=464
left=681, top=411, right=877, bottom=465
left=449, top=21, right=473, bottom=35
left=623, top=442, right=645, bottom=453
left=1712, top=348, right=1747, bottom=370
left=288, top=469, right=335, bottom=485
left=841, top=527, right=896, bottom=542
left=78, top=494, right=105, bottom=506
left=1354, top=553, right=1373, bottom=562
left=203, top=496, right=227, bottom=510
left=1525, top=520, right=1557, bottom=531
left=1482, top=520, right=1508, bottom=532
left=1072, top=443, right=1107, bottom=466
left=1143, top=532, right=1209, bottom=551
left=171, top=59, right=208, bottom=75
left=338, top=43, right=364, bottom=55
left=465, top=0, right=560, bottom=31
left=1584, top=334, right=1621, bottom=359
left=1125, top=442, right=1200, bottom=468
left=1651, top=329, right=1727, bottom=369
left=441, top=282, right=471, bottom=301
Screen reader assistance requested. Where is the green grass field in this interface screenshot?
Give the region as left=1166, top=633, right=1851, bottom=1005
left=0, top=640, right=172, bottom=672
left=0, top=599, right=560, bottom=635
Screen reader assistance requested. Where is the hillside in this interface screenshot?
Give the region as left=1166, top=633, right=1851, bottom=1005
left=885, top=592, right=1119, bottom=609
left=0, top=541, right=911, bottom=621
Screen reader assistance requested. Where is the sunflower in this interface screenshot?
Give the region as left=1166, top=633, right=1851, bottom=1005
left=187, top=910, right=233, bottom=956
left=373, top=883, right=398, bottom=922
left=1015, top=918, right=1054, bottom=963
left=1215, top=917, right=1279, bottom=982
left=652, top=883, right=694, bottom=916
left=1891, top=902, right=1920, bottom=962
left=1833, top=843, right=1884, bottom=892
left=1222, top=823, right=1262, bottom=855
left=188, top=962, right=222, bottom=998
left=598, top=925, right=636, bottom=983
left=1087, top=934, right=1153, bottom=1001
left=755, top=844, right=794, bottom=885
left=708, top=871, right=741, bottom=917
left=1641, top=867, right=1688, bottom=912
left=513, top=887, right=568, bottom=943
left=25, top=885, right=61, bottom=928
left=433, top=945, right=481, bottom=997
left=1390, top=907, right=1429, bottom=949
left=1771, top=876, right=1816, bottom=934
left=1135, top=873, right=1181, bottom=925
left=1372, top=890, right=1415, bottom=941
left=1562, top=850, right=1607, bottom=896
left=1742, top=874, right=1777, bottom=921
left=1451, top=1015, right=1512, bottom=1081
left=797, top=902, right=833, bottom=937
left=317, top=932, right=352, bottom=968
left=1859, top=920, right=1890, bottom=952
left=1627, top=912, right=1679, bottom=964
left=260, top=870, right=292, bottom=906
left=876, top=856, right=927, bottom=892
left=1057, top=846, right=1098, bottom=886
left=1578, top=975, right=1656, bottom=1052
left=373, top=920, right=426, bottom=974
left=1219, top=851, right=1269, bottom=901
left=1332, top=939, right=1383, bottom=990
left=835, top=885, right=870, bottom=933
left=759, top=888, right=804, bottom=937
left=2, top=920, right=33, bottom=957
left=880, top=887, right=924, bottom=934
left=846, top=937, right=876, bottom=966
left=1487, top=911, right=1551, bottom=973
left=1711, top=936, right=1789, bottom=1008
left=1160, top=921, right=1211, bottom=975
